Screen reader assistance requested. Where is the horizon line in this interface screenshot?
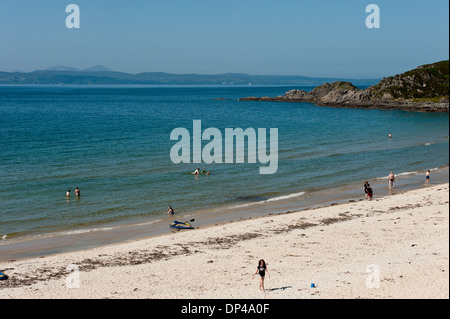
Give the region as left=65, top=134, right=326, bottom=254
left=2, top=66, right=384, bottom=80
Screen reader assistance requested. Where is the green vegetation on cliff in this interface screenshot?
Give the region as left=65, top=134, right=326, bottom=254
left=239, top=60, right=449, bottom=112
left=368, top=60, right=449, bottom=102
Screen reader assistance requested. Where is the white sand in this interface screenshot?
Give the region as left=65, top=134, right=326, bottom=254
left=1, top=184, right=448, bottom=299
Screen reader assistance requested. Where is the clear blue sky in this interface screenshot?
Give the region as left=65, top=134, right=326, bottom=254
left=0, top=0, right=448, bottom=78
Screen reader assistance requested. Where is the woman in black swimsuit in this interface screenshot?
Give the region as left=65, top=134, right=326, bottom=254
left=252, top=259, right=270, bottom=293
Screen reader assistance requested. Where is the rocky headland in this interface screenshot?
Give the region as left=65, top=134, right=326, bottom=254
left=239, top=61, right=449, bottom=113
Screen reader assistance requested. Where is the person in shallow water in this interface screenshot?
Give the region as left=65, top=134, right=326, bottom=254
left=388, top=171, right=395, bottom=189
left=363, top=181, right=371, bottom=199
left=363, top=181, right=373, bottom=200
left=75, top=187, right=80, bottom=197
left=167, top=206, right=174, bottom=215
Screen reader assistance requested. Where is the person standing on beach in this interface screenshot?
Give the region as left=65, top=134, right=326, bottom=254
left=252, top=259, right=270, bottom=293
left=363, top=181, right=373, bottom=200
left=388, top=172, right=395, bottom=189
left=425, top=170, right=431, bottom=185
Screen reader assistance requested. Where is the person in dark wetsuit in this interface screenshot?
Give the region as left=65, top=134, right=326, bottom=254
left=252, top=259, right=270, bottom=293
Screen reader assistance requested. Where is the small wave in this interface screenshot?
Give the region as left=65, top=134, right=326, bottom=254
left=373, top=169, right=431, bottom=180
left=265, top=191, right=306, bottom=202
left=0, top=219, right=164, bottom=245
left=55, top=227, right=115, bottom=236
left=235, top=195, right=268, bottom=202
left=52, top=219, right=162, bottom=237
left=228, top=191, right=306, bottom=209
left=397, top=171, right=420, bottom=177
left=373, top=171, right=413, bottom=180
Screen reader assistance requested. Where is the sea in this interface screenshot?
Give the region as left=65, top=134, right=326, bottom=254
left=0, top=85, right=448, bottom=260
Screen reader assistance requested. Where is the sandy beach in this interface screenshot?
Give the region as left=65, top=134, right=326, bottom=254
left=0, top=183, right=448, bottom=299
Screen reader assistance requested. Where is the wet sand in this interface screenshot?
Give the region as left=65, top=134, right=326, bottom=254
left=0, top=183, right=448, bottom=299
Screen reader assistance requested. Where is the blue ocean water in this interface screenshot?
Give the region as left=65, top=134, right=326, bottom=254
left=0, top=85, right=449, bottom=241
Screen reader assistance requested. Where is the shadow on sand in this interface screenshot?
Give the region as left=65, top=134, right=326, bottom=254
left=265, top=286, right=292, bottom=292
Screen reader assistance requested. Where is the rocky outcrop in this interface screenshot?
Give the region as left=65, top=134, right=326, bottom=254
left=239, top=61, right=449, bottom=113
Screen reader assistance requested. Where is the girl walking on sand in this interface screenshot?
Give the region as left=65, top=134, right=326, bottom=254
left=252, top=259, right=270, bottom=293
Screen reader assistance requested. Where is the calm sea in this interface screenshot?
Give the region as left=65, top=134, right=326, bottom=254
left=0, top=85, right=449, bottom=249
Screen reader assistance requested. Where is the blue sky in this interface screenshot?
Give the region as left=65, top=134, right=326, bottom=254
left=0, top=0, right=448, bottom=78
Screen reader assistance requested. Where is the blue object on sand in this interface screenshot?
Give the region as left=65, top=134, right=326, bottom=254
left=0, top=271, right=8, bottom=281
left=170, top=220, right=194, bottom=229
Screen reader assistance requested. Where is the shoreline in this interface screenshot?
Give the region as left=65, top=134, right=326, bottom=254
left=1, top=167, right=448, bottom=262
left=238, top=96, right=449, bottom=113
left=0, top=182, right=448, bottom=299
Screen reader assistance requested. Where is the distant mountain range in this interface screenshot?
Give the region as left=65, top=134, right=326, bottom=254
left=45, top=64, right=113, bottom=72
left=0, top=65, right=378, bottom=86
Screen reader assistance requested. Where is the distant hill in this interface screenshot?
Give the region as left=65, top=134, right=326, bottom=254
left=46, top=65, right=79, bottom=72
left=239, top=61, right=449, bottom=113
left=0, top=66, right=378, bottom=86
left=45, top=65, right=112, bottom=72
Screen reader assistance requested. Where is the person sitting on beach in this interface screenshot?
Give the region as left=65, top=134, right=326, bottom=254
left=167, top=206, right=174, bottom=215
